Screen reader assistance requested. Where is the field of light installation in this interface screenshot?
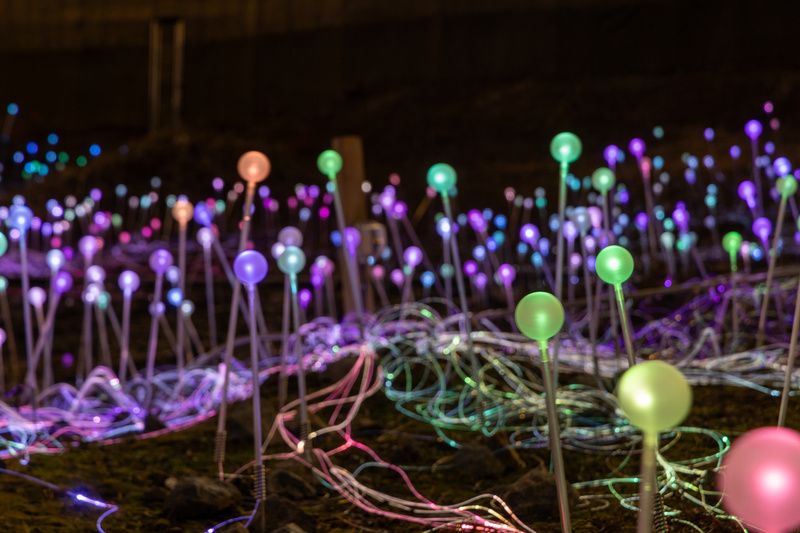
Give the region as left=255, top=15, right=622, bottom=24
left=4, top=96, right=800, bottom=533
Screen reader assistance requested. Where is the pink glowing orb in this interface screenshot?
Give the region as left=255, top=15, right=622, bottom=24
left=496, top=264, right=516, bottom=286
left=390, top=268, right=404, bottom=288
left=719, top=427, right=800, bottom=533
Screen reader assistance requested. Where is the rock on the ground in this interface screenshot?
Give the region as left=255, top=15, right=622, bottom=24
left=263, top=494, right=316, bottom=532
left=164, top=476, right=241, bottom=519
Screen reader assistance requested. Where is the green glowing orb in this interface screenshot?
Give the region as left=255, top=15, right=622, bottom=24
left=778, top=175, right=798, bottom=198
left=427, top=163, right=457, bottom=195
left=439, top=263, right=454, bottom=279
left=617, top=360, right=692, bottom=434
left=550, top=132, right=582, bottom=165
left=0, top=233, right=7, bottom=257
left=97, top=291, right=110, bottom=310
left=0, top=276, right=7, bottom=292
left=595, top=245, right=634, bottom=285
left=722, top=231, right=742, bottom=257
left=514, top=291, right=564, bottom=342
left=591, top=167, right=616, bottom=194
left=278, top=245, right=307, bottom=276
left=317, top=149, right=343, bottom=178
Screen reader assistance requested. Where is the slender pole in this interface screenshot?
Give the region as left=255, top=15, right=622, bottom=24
left=119, top=291, right=132, bottom=384
left=330, top=175, right=365, bottom=335
left=19, top=237, right=37, bottom=399
left=757, top=196, right=788, bottom=346
left=579, top=236, right=601, bottom=386
left=202, top=244, right=218, bottom=348
left=552, top=162, right=568, bottom=385
left=175, top=223, right=188, bottom=376
left=215, top=182, right=256, bottom=479
left=636, top=432, right=658, bottom=533
left=614, top=284, right=636, bottom=367
left=279, top=278, right=291, bottom=407
left=778, top=275, right=800, bottom=427
left=729, top=254, right=740, bottom=349
left=95, top=302, right=112, bottom=369
left=144, top=275, right=164, bottom=383
left=539, top=340, right=572, bottom=533
left=246, top=286, right=267, bottom=530
left=289, top=273, right=311, bottom=460
left=442, top=195, right=483, bottom=420
left=0, top=290, right=19, bottom=384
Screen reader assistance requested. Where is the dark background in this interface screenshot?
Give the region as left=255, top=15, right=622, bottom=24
left=1, top=0, right=799, bottom=201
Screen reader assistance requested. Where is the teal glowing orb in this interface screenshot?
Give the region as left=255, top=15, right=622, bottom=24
left=427, top=163, right=457, bottom=195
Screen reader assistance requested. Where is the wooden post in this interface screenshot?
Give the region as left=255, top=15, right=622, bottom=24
left=331, top=135, right=368, bottom=314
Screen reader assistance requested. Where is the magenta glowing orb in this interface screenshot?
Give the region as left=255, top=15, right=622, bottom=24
left=628, top=138, right=646, bottom=159
left=496, top=264, right=516, bottom=286
left=753, top=217, right=772, bottom=243
left=738, top=180, right=757, bottom=208
left=720, top=427, right=800, bottom=533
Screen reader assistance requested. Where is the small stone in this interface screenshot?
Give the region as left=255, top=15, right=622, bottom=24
left=165, top=476, right=241, bottom=520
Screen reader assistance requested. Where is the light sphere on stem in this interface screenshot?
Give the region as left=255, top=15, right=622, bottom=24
left=596, top=245, right=635, bottom=285
left=426, top=163, right=457, bottom=195
left=317, top=149, right=343, bottom=178
left=616, top=360, right=691, bottom=434
left=514, top=291, right=564, bottom=342
left=550, top=132, right=582, bottom=164
left=237, top=151, right=271, bottom=184
left=278, top=246, right=306, bottom=276
left=234, top=250, right=269, bottom=286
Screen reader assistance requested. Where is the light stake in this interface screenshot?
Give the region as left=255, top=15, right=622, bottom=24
left=617, top=361, right=692, bottom=533
left=596, top=245, right=636, bottom=367
left=549, top=133, right=582, bottom=383
left=172, top=198, right=194, bottom=377
left=722, top=231, right=743, bottom=349
left=427, top=163, right=484, bottom=422
left=118, top=270, right=140, bottom=384
left=278, top=246, right=312, bottom=459
left=7, top=206, right=36, bottom=399
left=233, top=250, right=269, bottom=531
left=757, top=175, right=796, bottom=346
left=515, top=291, right=571, bottom=533
left=216, top=150, right=270, bottom=480
left=317, top=149, right=365, bottom=334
